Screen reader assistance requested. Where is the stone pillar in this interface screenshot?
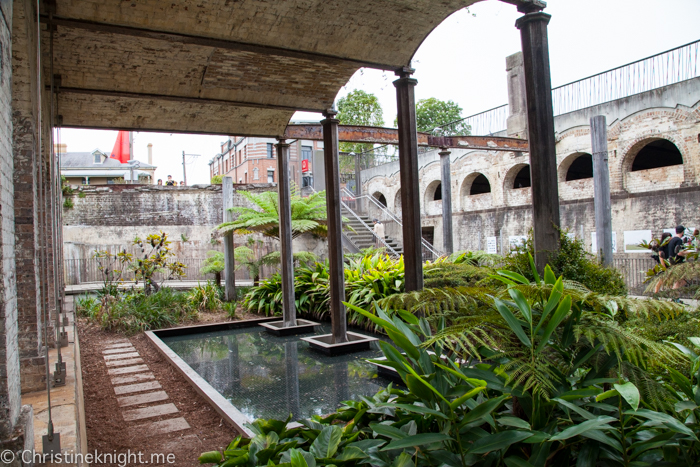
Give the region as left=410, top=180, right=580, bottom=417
left=516, top=7, right=561, bottom=271
left=439, top=149, right=453, bottom=255
left=321, top=110, right=348, bottom=344
left=12, top=0, right=46, bottom=393
left=394, top=66, right=424, bottom=292
left=591, top=115, right=613, bottom=266
left=276, top=138, right=296, bottom=327
left=222, top=176, right=236, bottom=301
left=506, top=52, right=528, bottom=139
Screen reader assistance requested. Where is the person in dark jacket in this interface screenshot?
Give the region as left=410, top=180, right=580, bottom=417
left=668, top=225, right=686, bottom=265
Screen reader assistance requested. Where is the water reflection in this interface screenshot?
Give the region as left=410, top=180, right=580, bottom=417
left=163, top=325, right=392, bottom=421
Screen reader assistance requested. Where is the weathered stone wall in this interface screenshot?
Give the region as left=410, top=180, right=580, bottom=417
left=362, top=78, right=700, bottom=255
left=0, top=0, right=20, bottom=438
left=62, top=184, right=329, bottom=279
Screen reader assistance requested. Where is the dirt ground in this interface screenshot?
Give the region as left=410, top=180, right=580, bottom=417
left=78, top=320, right=241, bottom=466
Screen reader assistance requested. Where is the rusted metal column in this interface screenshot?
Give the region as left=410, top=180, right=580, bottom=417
left=394, top=66, right=424, bottom=292
left=322, top=110, right=348, bottom=343
left=276, top=138, right=297, bottom=327
left=591, top=115, right=613, bottom=266
left=439, top=148, right=453, bottom=255
left=516, top=7, right=560, bottom=271
left=222, top=176, right=236, bottom=301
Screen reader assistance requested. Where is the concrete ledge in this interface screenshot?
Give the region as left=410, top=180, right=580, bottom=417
left=300, top=332, right=378, bottom=356
left=258, top=320, right=319, bottom=336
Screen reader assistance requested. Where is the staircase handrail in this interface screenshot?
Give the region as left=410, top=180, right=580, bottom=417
left=309, top=187, right=401, bottom=257
left=341, top=187, right=443, bottom=259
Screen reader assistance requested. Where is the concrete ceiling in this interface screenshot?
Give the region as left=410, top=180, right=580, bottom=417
left=42, top=0, right=480, bottom=136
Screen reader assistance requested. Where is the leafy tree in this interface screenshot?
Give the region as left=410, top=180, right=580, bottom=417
left=337, top=90, right=386, bottom=173
left=393, top=97, right=471, bottom=136
left=211, top=175, right=223, bottom=184
left=217, top=188, right=330, bottom=240
left=415, top=97, right=470, bottom=136
left=200, top=250, right=224, bottom=287
left=132, top=232, right=186, bottom=295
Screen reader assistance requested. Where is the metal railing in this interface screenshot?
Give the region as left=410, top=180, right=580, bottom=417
left=63, top=257, right=251, bottom=286
left=341, top=187, right=443, bottom=261
left=612, top=256, right=657, bottom=295
left=433, top=39, right=700, bottom=136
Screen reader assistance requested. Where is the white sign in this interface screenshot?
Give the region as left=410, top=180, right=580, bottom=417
left=486, top=236, right=498, bottom=254
left=508, top=236, right=528, bottom=250
left=623, top=230, right=651, bottom=253
left=591, top=232, right=617, bottom=254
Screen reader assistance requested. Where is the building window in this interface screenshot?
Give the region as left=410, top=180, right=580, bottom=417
left=267, top=169, right=274, bottom=183
left=301, top=145, right=312, bottom=162
left=245, top=172, right=248, bottom=183
left=94, top=153, right=102, bottom=164
left=267, top=143, right=274, bottom=158
left=253, top=168, right=259, bottom=180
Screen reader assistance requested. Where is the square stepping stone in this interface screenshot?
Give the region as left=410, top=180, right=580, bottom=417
left=118, top=391, right=169, bottom=407
left=106, top=358, right=144, bottom=367
left=104, top=342, right=133, bottom=349
left=114, top=381, right=162, bottom=395
left=103, top=347, right=136, bottom=355
left=123, top=403, right=179, bottom=421
left=135, top=417, right=190, bottom=437
left=107, top=364, right=150, bottom=375
left=104, top=352, right=140, bottom=361
left=111, top=373, right=155, bottom=385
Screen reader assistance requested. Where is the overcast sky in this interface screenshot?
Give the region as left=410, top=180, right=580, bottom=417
left=59, top=0, right=700, bottom=185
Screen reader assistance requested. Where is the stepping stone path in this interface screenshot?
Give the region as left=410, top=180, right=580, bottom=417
left=102, top=339, right=190, bottom=437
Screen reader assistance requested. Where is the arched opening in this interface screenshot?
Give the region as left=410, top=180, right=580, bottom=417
left=394, top=190, right=402, bottom=212
left=433, top=183, right=442, bottom=200
left=513, top=165, right=531, bottom=189
left=565, top=154, right=593, bottom=181
left=372, top=192, right=387, bottom=208
left=470, top=174, right=491, bottom=195
left=631, top=139, right=683, bottom=171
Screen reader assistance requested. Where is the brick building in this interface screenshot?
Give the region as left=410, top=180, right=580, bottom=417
left=209, top=136, right=322, bottom=188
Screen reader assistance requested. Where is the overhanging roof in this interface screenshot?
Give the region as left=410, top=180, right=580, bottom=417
left=43, top=0, right=481, bottom=136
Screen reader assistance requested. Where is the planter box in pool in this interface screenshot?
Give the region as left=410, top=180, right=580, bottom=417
left=301, top=332, right=379, bottom=356
left=259, top=319, right=319, bottom=336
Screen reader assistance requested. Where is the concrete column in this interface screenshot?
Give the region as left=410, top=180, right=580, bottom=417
left=12, top=0, right=46, bottom=394
left=222, top=176, right=236, bottom=301
left=439, top=149, right=453, bottom=255
left=276, top=138, right=296, bottom=327
left=591, top=116, right=613, bottom=266
left=506, top=52, right=528, bottom=139
left=321, top=110, right=348, bottom=344
left=516, top=8, right=561, bottom=271
left=394, top=66, right=424, bottom=292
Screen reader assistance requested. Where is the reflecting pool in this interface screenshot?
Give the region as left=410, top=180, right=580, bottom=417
left=162, top=325, right=393, bottom=421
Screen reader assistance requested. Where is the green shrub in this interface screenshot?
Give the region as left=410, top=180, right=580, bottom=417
left=503, top=231, right=627, bottom=295
left=626, top=310, right=700, bottom=349
left=77, top=288, right=198, bottom=334
left=423, top=261, right=493, bottom=288
left=222, top=301, right=237, bottom=319
left=63, top=198, right=74, bottom=209
left=187, top=281, right=223, bottom=312
left=78, top=191, right=86, bottom=198
left=211, top=175, right=223, bottom=184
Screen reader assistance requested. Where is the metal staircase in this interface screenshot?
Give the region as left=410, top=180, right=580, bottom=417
left=341, top=205, right=404, bottom=256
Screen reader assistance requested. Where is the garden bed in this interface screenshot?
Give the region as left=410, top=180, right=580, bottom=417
left=78, top=320, right=239, bottom=466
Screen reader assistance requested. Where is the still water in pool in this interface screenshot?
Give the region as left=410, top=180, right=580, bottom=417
left=162, top=325, right=393, bottom=421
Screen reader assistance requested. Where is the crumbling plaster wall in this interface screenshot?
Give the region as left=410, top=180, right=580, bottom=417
left=62, top=184, right=328, bottom=267
left=362, top=78, right=700, bottom=254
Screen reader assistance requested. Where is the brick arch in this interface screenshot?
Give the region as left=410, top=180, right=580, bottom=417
left=459, top=172, right=493, bottom=211
left=620, top=135, right=687, bottom=192
left=459, top=172, right=492, bottom=197
left=558, top=152, right=592, bottom=182
left=503, top=163, right=530, bottom=191
left=394, top=189, right=402, bottom=213
left=620, top=133, right=687, bottom=174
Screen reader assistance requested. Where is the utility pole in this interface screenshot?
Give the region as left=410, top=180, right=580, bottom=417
left=182, top=151, right=187, bottom=186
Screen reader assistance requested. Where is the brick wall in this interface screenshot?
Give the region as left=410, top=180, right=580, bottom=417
left=0, top=0, right=20, bottom=438
left=11, top=0, right=45, bottom=394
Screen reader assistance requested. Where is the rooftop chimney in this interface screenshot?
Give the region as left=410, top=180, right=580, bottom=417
left=147, top=143, right=153, bottom=165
